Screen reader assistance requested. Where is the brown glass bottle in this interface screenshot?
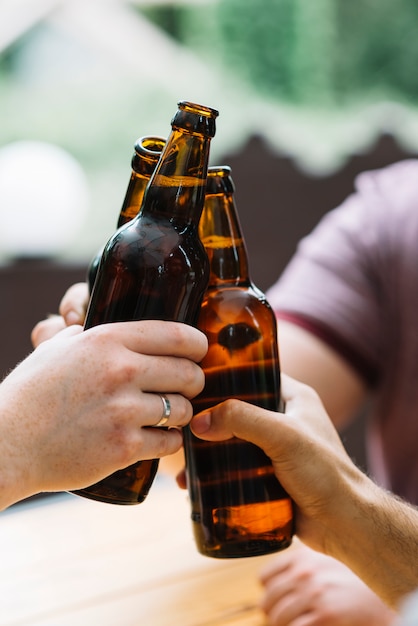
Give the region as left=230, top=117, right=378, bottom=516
left=87, top=135, right=165, bottom=292
left=73, top=101, right=218, bottom=505
left=183, top=166, right=294, bottom=558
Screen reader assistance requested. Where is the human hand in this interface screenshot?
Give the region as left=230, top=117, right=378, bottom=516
left=259, top=541, right=397, bottom=625
left=190, top=374, right=369, bottom=556
left=31, top=281, right=89, bottom=346
left=190, top=374, right=356, bottom=550
left=0, top=320, right=207, bottom=510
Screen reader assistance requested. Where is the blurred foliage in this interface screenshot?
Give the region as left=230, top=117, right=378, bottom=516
left=335, top=0, right=418, bottom=102
left=140, top=0, right=418, bottom=107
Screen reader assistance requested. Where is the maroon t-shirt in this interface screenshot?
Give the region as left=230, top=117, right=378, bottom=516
left=267, top=159, right=418, bottom=504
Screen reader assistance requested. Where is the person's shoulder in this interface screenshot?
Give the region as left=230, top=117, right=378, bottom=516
left=355, top=159, right=418, bottom=203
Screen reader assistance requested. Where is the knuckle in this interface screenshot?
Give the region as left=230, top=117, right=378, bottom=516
left=176, top=397, right=193, bottom=424
left=116, top=360, right=137, bottom=384
left=167, top=322, right=207, bottom=358
left=168, top=321, right=189, bottom=347
left=91, top=323, right=114, bottom=343
left=300, top=380, right=321, bottom=403
left=118, top=437, right=142, bottom=466
left=154, top=429, right=182, bottom=457
left=180, top=361, right=205, bottom=396
left=154, top=432, right=171, bottom=457
left=222, top=398, right=241, bottom=416
left=108, top=417, right=142, bottom=465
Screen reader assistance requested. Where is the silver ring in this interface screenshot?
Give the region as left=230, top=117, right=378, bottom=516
left=154, top=394, right=171, bottom=427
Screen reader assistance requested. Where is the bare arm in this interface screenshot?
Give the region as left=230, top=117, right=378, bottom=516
left=278, top=319, right=368, bottom=429
left=190, top=375, right=418, bottom=608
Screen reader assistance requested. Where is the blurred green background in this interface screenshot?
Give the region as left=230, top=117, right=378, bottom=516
left=1, top=0, right=418, bottom=263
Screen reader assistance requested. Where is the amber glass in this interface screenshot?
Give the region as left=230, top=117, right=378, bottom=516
left=87, top=135, right=166, bottom=292
left=73, top=101, right=218, bottom=505
left=183, top=166, right=294, bottom=557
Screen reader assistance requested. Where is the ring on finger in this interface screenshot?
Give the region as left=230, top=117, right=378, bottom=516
left=154, top=394, right=171, bottom=427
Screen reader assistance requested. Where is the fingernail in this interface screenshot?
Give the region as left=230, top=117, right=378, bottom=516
left=191, top=412, right=211, bottom=434
left=66, top=310, right=82, bottom=326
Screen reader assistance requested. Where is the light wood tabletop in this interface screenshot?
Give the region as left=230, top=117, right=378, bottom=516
left=0, top=473, right=279, bottom=625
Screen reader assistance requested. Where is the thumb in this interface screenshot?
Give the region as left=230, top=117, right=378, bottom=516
left=190, top=398, right=287, bottom=459
left=189, top=375, right=315, bottom=461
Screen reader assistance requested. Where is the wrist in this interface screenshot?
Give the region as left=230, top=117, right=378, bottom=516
left=0, top=383, right=38, bottom=510
left=324, top=463, right=378, bottom=561
left=325, top=465, right=418, bottom=608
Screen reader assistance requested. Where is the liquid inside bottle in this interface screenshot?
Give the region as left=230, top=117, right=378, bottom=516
left=183, top=166, right=294, bottom=557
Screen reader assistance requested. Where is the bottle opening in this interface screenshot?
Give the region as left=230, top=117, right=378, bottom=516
left=206, top=166, right=235, bottom=195
left=135, top=136, right=166, bottom=157
left=178, top=100, right=219, bottom=119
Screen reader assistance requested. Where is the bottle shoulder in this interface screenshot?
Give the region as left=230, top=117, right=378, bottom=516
left=203, top=283, right=272, bottom=307
left=200, top=284, right=277, bottom=329
left=104, top=214, right=202, bottom=250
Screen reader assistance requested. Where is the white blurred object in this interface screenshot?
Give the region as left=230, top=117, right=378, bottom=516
left=401, top=590, right=418, bottom=625
left=0, top=140, right=90, bottom=259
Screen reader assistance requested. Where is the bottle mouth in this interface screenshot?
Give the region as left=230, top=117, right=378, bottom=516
left=134, top=136, right=166, bottom=157
left=177, top=101, right=219, bottom=119
left=132, top=136, right=165, bottom=174
left=208, top=165, right=232, bottom=177
left=172, top=101, right=219, bottom=138
left=206, top=165, right=235, bottom=195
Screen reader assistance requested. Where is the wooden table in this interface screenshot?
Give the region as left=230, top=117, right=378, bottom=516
left=0, top=474, right=278, bottom=625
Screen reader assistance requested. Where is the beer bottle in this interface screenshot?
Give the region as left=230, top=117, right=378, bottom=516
left=87, top=135, right=165, bottom=292
left=183, top=166, right=294, bottom=558
left=73, top=101, right=219, bottom=505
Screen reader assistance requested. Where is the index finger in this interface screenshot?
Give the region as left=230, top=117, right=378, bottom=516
left=95, top=320, right=208, bottom=364
left=59, top=282, right=89, bottom=325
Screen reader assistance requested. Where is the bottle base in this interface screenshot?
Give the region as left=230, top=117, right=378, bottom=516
left=69, top=458, right=160, bottom=505
left=196, top=536, right=293, bottom=559
left=70, top=488, right=147, bottom=506
left=189, top=496, right=294, bottom=558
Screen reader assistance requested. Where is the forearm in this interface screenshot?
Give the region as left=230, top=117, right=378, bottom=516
left=326, top=467, right=418, bottom=608
left=277, top=320, right=368, bottom=428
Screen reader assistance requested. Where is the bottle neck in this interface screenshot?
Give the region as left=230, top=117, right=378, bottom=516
left=139, top=128, right=211, bottom=227
left=117, top=135, right=165, bottom=228
left=117, top=171, right=150, bottom=228
left=199, top=189, right=250, bottom=286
